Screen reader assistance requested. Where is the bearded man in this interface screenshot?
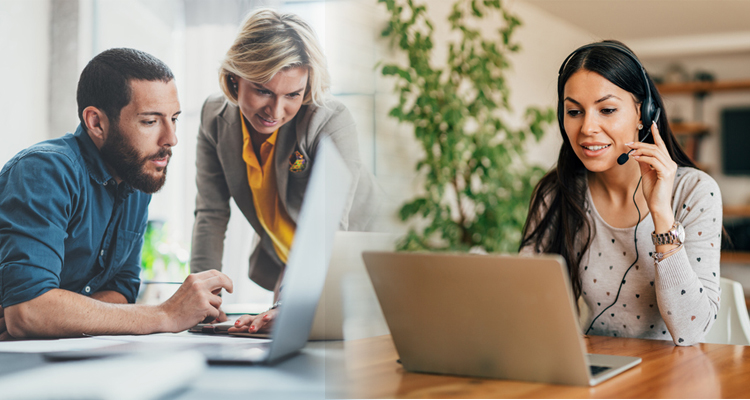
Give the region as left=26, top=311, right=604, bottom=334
left=0, top=48, right=232, bottom=340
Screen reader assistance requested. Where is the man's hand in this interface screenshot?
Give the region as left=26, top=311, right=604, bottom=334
left=0, top=306, right=10, bottom=341
left=206, top=309, right=229, bottom=324
left=158, top=270, right=233, bottom=332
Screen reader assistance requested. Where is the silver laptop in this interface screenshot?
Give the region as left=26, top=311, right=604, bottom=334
left=45, top=138, right=352, bottom=365
left=192, top=231, right=397, bottom=341
left=362, top=251, right=641, bottom=386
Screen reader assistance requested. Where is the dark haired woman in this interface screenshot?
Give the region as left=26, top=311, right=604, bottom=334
left=520, top=40, right=721, bottom=346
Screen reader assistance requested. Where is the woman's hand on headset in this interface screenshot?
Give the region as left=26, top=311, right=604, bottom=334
left=625, top=121, right=678, bottom=224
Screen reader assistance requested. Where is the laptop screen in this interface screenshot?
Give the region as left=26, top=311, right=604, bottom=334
left=265, top=138, right=353, bottom=362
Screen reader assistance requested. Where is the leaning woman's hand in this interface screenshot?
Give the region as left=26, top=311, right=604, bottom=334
left=626, top=121, right=678, bottom=219
left=227, top=309, right=278, bottom=334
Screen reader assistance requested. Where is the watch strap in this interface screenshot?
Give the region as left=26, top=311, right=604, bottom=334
left=651, top=221, right=683, bottom=246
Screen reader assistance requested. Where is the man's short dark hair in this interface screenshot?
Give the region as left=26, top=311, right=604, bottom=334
left=76, top=48, right=174, bottom=129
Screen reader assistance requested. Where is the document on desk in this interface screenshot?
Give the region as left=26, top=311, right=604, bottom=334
left=0, top=332, right=270, bottom=354
left=0, top=337, right=129, bottom=353
left=92, top=332, right=271, bottom=344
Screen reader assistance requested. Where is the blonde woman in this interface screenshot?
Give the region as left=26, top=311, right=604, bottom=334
left=190, top=9, right=376, bottom=333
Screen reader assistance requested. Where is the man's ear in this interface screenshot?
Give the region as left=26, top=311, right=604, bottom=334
left=82, top=106, right=109, bottom=149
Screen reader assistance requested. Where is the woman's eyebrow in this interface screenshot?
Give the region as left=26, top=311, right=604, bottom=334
left=251, top=82, right=305, bottom=95
left=595, top=94, right=621, bottom=103
left=563, top=94, right=621, bottom=105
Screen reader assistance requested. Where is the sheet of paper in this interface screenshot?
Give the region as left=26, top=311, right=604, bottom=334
left=0, top=330, right=270, bottom=354
left=90, top=332, right=271, bottom=344
left=0, top=337, right=129, bottom=353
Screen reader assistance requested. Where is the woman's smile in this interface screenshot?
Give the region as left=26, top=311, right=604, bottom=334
left=580, top=142, right=612, bottom=157
left=257, top=114, right=279, bottom=127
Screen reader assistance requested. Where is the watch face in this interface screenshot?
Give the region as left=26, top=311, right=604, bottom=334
left=675, top=222, right=686, bottom=242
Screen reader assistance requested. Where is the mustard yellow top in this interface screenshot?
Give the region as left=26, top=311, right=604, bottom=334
left=241, top=114, right=296, bottom=263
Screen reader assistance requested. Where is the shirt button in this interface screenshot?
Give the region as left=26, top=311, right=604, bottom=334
left=85, top=286, right=91, bottom=293
left=103, top=181, right=107, bottom=186
left=100, top=250, right=105, bottom=257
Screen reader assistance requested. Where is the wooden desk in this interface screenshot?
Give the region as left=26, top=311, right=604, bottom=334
left=340, top=335, right=750, bottom=398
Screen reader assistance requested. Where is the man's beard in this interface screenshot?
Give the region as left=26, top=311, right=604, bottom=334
left=100, top=123, right=171, bottom=194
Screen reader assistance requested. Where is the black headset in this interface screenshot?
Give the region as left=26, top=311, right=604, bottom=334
left=557, top=41, right=661, bottom=165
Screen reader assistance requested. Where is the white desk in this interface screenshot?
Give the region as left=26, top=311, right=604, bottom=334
left=171, top=341, right=344, bottom=399
left=0, top=334, right=347, bottom=399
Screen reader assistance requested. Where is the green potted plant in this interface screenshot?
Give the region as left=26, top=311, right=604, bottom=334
left=138, top=220, right=189, bottom=304
left=379, top=0, right=554, bottom=253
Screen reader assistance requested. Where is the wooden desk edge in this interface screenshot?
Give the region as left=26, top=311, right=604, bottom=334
left=339, top=334, right=750, bottom=398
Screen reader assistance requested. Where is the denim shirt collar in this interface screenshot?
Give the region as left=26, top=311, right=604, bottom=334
left=73, top=124, right=136, bottom=197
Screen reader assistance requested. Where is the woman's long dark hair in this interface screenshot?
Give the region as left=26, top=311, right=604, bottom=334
left=519, top=40, right=696, bottom=302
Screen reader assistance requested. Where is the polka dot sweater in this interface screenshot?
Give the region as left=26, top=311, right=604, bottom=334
left=525, top=167, right=722, bottom=346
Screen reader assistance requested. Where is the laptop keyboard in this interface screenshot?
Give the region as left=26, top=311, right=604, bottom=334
left=590, top=365, right=611, bottom=376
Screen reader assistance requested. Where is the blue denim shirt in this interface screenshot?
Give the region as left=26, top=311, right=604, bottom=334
left=0, top=125, right=150, bottom=307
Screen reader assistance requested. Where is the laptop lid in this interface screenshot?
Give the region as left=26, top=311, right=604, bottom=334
left=362, top=251, right=640, bottom=386
left=262, top=137, right=353, bottom=362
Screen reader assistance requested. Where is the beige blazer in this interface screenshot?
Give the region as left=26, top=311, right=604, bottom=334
left=190, top=94, right=377, bottom=290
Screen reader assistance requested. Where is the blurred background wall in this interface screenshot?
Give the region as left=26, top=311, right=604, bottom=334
left=2, top=0, right=750, bottom=303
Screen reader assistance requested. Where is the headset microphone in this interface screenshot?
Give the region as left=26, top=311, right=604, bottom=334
left=616, top=152, right=631, bottom=166
left=617, top=108, right=661, bottom=165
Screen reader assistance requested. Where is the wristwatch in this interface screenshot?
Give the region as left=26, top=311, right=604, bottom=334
left=651, top=221, right=685, bottom=246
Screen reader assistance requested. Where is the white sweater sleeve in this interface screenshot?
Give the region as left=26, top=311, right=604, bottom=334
left=654, top=169, right=722, bottom=346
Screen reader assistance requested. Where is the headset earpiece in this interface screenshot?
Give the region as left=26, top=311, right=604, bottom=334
left=639, top=76, right=657, bottom=141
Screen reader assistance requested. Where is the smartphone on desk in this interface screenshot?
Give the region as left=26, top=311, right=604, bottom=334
left=188, top=321, right=234, bottom=334
left=188, top=320, right=271, bottom=339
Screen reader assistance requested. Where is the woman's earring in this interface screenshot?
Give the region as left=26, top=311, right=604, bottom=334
left=230, top=77, right=238, bottom=92
left=637, top=123, right=644, bottom=130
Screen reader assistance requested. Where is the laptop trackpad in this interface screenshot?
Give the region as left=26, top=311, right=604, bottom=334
left=587, top=353, right=641, bottom=383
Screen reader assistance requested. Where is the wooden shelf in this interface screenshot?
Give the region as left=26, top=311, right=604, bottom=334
left=670, top=122, right=709, bottom=136
left=724, top=205, right=750, bottom=218
left=722, top=251, right=750, bottom=263
left=670, top=121, right=708, bottom=162
left=657, top=79, right=750, bottom=94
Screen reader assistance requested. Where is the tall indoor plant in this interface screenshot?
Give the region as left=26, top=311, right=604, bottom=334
left=379, top=0, right=554, bottom=253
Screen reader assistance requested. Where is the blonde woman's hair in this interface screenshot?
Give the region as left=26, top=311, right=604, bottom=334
left=219, top=8, right=330, bottom=106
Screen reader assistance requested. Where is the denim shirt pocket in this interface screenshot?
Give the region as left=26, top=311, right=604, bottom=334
left=112, top=229, right=142, bottom=269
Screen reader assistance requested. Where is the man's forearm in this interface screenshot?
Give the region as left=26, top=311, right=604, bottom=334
left=4, top=270, right=233, bottom=340
left=4, top=289, right=167, bottom=339
left=90, top=290, right=129, bottom=304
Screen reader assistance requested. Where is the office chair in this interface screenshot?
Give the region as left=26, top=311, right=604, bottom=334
left=704, top=278, right=750, bottom=346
